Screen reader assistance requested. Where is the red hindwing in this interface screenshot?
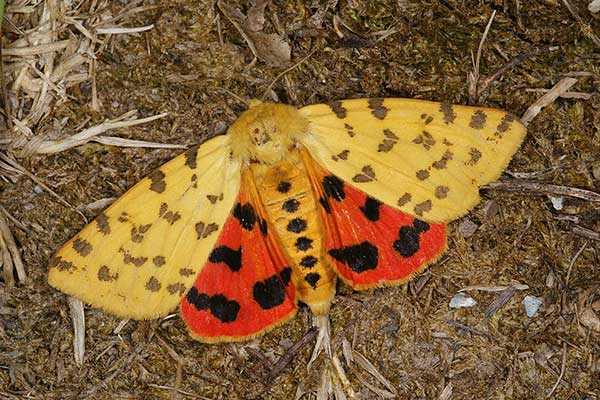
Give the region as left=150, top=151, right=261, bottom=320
left=313, top=164, right=447, bottom=289
left=181, top=183, right=296, bottom=342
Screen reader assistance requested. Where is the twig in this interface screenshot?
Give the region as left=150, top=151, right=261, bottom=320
left=565, top=241, right=588, bottom=285
left=521, top=77, right=578, bottom=126
left=485, top=286, right=517, bottom=318
left=446, top=320, right=490, bottom=338
left=572, top=225, right=599, bottom=241
left=547, top=342, right=568, bottom=397
left=468, top=10, right=496, bottom=104
left=0, top=152, right=80, bottom=215
left=483, top=181, right=600, bottom=202
left=267, top=327, right=318, bottom=380
left=0, top=210, right=26, bottom=284
left=15, top=111, right=169, bottom=155
left=477, top=47, right=552, bottom=98
left=459, top=283, right=529, bottom=293
left=261, top=47, right=318, bottom=101
left=216, top=0, right=258, bottom=65
left=92, top=135, right=186, bottom=149
left=524, top=88, right=594, bottom=100
left=0, top=26, right=14, bottom=134
left=67, top=297, right=85, bottom=365
left=562, top=0, right=600, bottom=48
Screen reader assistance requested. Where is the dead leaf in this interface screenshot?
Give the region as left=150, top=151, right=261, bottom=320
left=580, top=308, right=600, bottom=332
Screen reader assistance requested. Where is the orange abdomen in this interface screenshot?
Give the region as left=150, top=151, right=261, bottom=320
left=250, top=149, right=336, bottom=314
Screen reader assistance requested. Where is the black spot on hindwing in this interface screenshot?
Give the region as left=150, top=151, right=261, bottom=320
left=233, top=203, right=256, bottom=230
left=413, top=219, right=430, bottom=233
left=360, top=197, right=382, bottom=221
left=329, top=241, right=378, bottom=273
left=322, top=175, right=345, bottom=201
left=279, top=267, right=292, bottom=285
left=186, top=288, right=240, bottom=323
left=393, top=219, right=430, bottom=258
left=209, top=246, right=242, bottom=272
left=319, top=197, right=331, bottom=214
left=253, top=274, right=286, bottom=310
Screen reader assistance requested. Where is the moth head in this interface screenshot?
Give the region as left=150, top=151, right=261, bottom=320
left=229, top=100, right=309, bottom=164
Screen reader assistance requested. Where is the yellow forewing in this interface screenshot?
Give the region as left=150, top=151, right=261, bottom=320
left=299, top=98, right=526, bottom=223
left=48, top=135, right=241, bottom=319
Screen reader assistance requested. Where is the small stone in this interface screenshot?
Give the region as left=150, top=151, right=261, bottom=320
left=523, top=295, right=543, bottom=318
left=449, top=293, right=477, bottom=309
left=458, top=219, right=479, bottom=238
left=483, top=200, right=499, bottom=219
left=548, top=195, right=564, bottom=211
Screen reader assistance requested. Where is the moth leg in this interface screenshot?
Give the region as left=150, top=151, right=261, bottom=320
left=308, top=314, right=358, bottom=399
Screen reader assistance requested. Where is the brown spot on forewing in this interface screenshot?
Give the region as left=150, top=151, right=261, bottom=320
left=206, top=194, right=221, bottom=204
left=344, top=123, right=355, bottom=137
left=118, top=212, right=129, bottom=223
left=413, top=131, right=436, bottom=150
left=435, top=186, right=449, bottom=199
left=146, top=276, right=161, bottom=292
left=96, top=213, right=111, bottom=235
left=72, top=238, right=92, bottom=257
left=180, top=268, right=195, bottom=277
left=131, top=223, right=152, bottom=243
left=329, top=101, right=347, bottom=118
left=153, top=256, right=166, bottom=267
left=158, top=203, right=181, bottom=224
left=432, top=150, right=454, bottom=169
left=149, top=170, right=166, bottom=193
left=203, top=222, right=219, bottom=238
left=159, top=203, right=168, bottom=217
left=185, top=146, right=199, bottom=169
left=195, top=221, right=219, bottom=239
left=98, top=265, right=118, bottom=281
left=378, top=139, right=396, bottom=152
left=422, top=114, right=434, bottom=124
left=397, top=193, right=412, bottom=207
left=167, top=283, right=186, bottom=296
left=121, top=249, right=148, bottom=267
left=440, top=103, right=456, bottom=124
left=466, top=147, right=482, bottom=166
left=416, top=170, right=430, bottom=180
left=413, top=200, right=432, bottom=216
left=368, top=98, right=388, bottom=119
left=49, top=256, right=76, bottom=272
left=496, top=113, right=515, bottom=134
left=338, top=150, right=349, bottom=160
left=383, top=129, right=398, bottom=140
left=470, top=110, right=487, bottom=129
left=332, top=150, right=350, bottom=161
left=352, top=165, right=376, bottom=183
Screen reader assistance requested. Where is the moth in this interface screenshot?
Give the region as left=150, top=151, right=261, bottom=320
left=49, top=98, right=526, bottom=342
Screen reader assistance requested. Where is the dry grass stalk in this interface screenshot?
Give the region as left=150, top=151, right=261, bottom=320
left=521, top=77, right=578, bottom=125
left=0, top=209, right=26, bottom=285
left=1, top=0, right=162, bottom=148
left=484, top=181, right=600, bottom=202
left=467, top=10, right=496, bottom=104
left=67, top=296, right=85, bottom=365
left=11, top=110, right=170, bottom=155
